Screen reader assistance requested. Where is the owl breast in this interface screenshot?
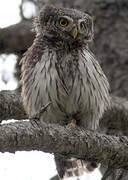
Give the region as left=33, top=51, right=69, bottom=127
left=25, top=48, right=109, bottom=130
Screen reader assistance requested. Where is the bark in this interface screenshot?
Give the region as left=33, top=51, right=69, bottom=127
left=100, top=96, right=128, bottom=179
left=0, top=88, right=27, bottom=121
left=100, top=96, right=128, bottom=136
left=0, top=119, right=128, bottom=171
left=100, top=166, right=128, bottom=180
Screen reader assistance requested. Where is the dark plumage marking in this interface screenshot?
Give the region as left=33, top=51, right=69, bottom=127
left=81, top=50, right=88, bottom=62
left=91, top=80, right=96, bottom=91
left=40, top=63, right=45, bottom=73
left=85, top=66, right=91, bottom=81
left=47, top=53, right=53, bottom=73
left=56, top=80, right=60, bottom=100
left=47, top=90, right=52, bottom=101
left=35, top=88, right=40, bottom=108
left=55, top=62, right=69, bottom=95
left=34, top=81, right=39, bottom=90
left=56, top=100, right=66, bottom=114
left=44, top=67, right=47, bottom=79
left=77, top=82, right=82, bottom=104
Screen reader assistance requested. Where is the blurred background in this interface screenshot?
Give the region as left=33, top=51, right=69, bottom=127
left=0, top=0, right=128, bottom=179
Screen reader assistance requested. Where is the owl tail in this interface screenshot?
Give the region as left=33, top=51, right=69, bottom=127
left=54, top=154, right=99, bottom=179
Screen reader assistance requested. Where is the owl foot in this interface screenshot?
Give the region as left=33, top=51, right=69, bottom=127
left=67, top=119, right=77, bottom=128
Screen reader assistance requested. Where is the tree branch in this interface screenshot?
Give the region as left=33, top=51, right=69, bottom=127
left=0, top=89, right=128, bottom=134
left=0, top=20, right=34, bottom=55
left=0, top=119, right=128, bottom=171
left=100, top=96, right=128, bottom=136
left=0, top=88, right=27, bottom=121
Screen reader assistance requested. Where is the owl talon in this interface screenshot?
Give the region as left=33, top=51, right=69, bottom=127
left=67, top=119, right=76, bottom=128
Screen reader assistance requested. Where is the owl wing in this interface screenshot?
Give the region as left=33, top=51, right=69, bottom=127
left=20, top=40, right=48, bottom=117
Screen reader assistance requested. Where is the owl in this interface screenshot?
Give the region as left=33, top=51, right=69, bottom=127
left=21, top=4, right=110, bottom=179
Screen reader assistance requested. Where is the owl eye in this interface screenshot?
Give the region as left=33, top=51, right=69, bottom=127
left=80, top=22, right=85, bottom=30
left=59, top=18, right=68, bottom=27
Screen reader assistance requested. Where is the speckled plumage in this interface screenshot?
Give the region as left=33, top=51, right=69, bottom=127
left=21, top=5, right=110, bottom=179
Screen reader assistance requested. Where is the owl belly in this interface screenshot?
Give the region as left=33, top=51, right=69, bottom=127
left=40, top=64, right=94, bottom=129
left=41, top=70, right=98, bottom=130
left=31, top=49, right=109, bottom=130
left=40, top=74, right=81, bottom=125
left=44, top=55, right=83, bottom=124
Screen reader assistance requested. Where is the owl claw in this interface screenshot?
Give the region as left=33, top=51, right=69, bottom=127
left=67, top=119, right=77, bottom=128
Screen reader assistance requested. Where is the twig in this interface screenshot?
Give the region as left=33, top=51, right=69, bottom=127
left=30, top=102, right=52, bottom=126
left=30, top=102, right=52, bottom=120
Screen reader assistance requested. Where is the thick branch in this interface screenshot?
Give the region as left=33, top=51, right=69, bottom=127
left=0, top=20, right=34, bottom=54
left=0, top=89, right=128, bottom=134
left=0, top=88, right=27, bottom=121
left=0, top=120, right=128, bottom=171
left=100, top=96, right=128, bottom=136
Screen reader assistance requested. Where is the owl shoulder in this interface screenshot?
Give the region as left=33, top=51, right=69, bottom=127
left=20, top=37, right=47, bottom=69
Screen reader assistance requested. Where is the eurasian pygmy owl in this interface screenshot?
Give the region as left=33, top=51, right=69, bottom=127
left=21, top=5, right=110, bottom=179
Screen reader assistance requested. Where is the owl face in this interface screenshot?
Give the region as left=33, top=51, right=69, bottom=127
left=38, top=5, right=94, bottom=43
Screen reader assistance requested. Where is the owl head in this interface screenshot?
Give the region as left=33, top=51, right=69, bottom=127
left=35, top=5, right=94, bottom=45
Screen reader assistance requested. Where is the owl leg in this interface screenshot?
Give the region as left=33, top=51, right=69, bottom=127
left=67, top=118, right=78, bottom=128
left=69, top=119, right=77, bottom=127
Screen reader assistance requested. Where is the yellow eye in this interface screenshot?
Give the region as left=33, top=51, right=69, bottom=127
left=80, top=22, right=85, bottom=30
left=59, top=18, right=68, bottom=27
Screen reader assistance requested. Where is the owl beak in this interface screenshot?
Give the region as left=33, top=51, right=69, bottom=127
left=71, top=27, right=78, bottom=39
